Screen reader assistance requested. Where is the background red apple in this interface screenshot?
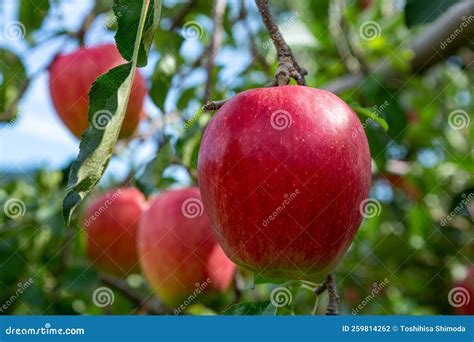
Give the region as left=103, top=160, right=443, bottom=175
left=454, top=266, right=474, bottom=315
left=198, top=85, right=371, bottom=281
left=138, top=187, right=236, bottom=308
left=49, top=43, right=147, bottom=139
left=83, top=187, right=146, bottom=277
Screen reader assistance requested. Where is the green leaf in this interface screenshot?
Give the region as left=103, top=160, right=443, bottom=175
left=404, top=0, right=461, bottom=28
left=351, top=104, right=389, bottom=131
left=0, top=49, right=27, bottom=122
left=114, top=0, right=162, bottom=67
left=223, top=301, right=276, bottom=315
left=63, top=0, right=161, bottom=225
left=19, top=0, right=50, bottom=38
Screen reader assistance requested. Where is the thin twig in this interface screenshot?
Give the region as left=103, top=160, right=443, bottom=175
left=169, top=0, right=197, bottom=30
left=100, top=274, right=169, bottom=315
left=203, top=0, right=226, bottom=104
left=255, top=0, right=307, bottom=86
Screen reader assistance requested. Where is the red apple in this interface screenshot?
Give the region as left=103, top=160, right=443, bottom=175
left=83, top=187, right=146, bottom=277
left=49, top=44, right=147, bottom=139
left=138, top=187, right=236, bottom=307
left=453, top=266, right=474, bottom=315
left=198, top=85, right=371, bottom=281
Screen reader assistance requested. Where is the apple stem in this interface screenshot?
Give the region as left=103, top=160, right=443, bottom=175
left=313, top=273, right=340, bottom=315
left=203, top=99, right=228, bottom=111
left=254, top=0, right=307, bottom=86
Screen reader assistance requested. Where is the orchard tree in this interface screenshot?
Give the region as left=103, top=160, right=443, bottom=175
left=0, top=0, right=472, bottom=316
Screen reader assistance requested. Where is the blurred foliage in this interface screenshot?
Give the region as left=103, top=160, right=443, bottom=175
left=0, top=0, right=473, bottom=316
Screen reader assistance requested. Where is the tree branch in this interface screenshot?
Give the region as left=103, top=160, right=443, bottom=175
left=255, top=0, right=307, bottom=86
left=169, top=0, right=197, bottom=30
left=314, top=273, right=339, bottom=315
left=203, top=0, right=226, bottom=104
left=323, top=0, right=474, bottom=93
left=100, top=274, right=170, bottom=315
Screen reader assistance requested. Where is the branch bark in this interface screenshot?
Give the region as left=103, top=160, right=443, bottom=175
left=323, top=0, right=474, bottom=93
left=314, top=273, right=339, bottom=315
left=255, top=0, right=307, bottom=86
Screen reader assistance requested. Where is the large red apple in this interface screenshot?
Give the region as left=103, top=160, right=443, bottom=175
left=138, top=187, right=236, bottom=308
left=453, top=266, right=474, bottom=315
left=198, top=85, right=371, bottom=281
left=49, top=43, right=147, bottom=139
left=83, top=187, right=146, bottom=277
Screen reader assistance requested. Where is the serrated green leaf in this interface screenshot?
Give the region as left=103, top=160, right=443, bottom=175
left=114, top=0, right=161, bottom=67
left=223, top=301, right=276, bottom=315
left=63, top=0, right=161, bottom=225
